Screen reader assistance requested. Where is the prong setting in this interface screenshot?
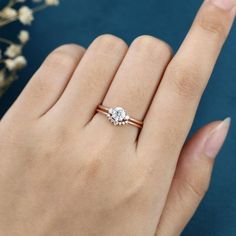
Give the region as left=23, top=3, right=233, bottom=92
left=106, top=107, right=129, bottom=126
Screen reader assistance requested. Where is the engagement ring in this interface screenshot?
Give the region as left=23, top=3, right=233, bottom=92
left=96, top=105, right=143, bottom=129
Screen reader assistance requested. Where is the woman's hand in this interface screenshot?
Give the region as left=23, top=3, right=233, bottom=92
left=0, top=0, right=234, bottom=235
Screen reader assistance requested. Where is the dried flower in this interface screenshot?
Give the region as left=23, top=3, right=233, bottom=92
left=45, top=0, right=59, bottom=6
left=5, top=59, right=15, bottom=71
left=14, top=56, right=27, bottom=70
left=18, top=30, right=30, bottom=44
left=5, top=56, right=27, bottom=71
left=0, top=0, right=59, bottom=97
left=18, top=6, right=34, bottom=25
left=5, top=44, right=22, bottom=58
left=0, top=7, right=17, bottom=19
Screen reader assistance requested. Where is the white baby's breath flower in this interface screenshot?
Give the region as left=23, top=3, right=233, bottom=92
left=5, top=44, right=22, bottom=58
left=0, top=7, right=17, bottom=19
left=18, top=6, right=34, bottom=25
left=45, top=0, right=59, bottom=6
left=0, top=0, right=59, bottom=97
left=5, top=56, right=27, bottom=71
left=13, top=56, right=27, bottom=70
left=18, top=30, right=30, bottom=44
left=5, top=59, right=16, bottom=71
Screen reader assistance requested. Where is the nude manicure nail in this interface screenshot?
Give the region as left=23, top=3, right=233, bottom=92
left=209, top=0, right=236, bottom=10
left=204, top=117, right=231, bottom=158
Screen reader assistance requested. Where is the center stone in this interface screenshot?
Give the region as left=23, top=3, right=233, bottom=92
left=111, top=107, right=126, bottom=122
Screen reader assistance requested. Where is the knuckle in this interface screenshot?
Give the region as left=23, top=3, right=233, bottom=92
left=83, top=157, right=103, bottom=183
left=199, top=16, right=225, bottom=38
left=197, top=7, right=228, bottom=39
left=93, top=34, right=128, bottom=51
left=181, top=177, right=209, bottom=200
left=46, top=44, right=84, bottom=69
left=132, top=35, right=173, bottom=55
left=167, top=62, right=203, bottom=99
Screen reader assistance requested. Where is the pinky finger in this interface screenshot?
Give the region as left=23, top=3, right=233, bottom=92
left=155, top=118, right=231, bottom=236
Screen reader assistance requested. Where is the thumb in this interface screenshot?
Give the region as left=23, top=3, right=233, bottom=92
left=156, top=118, right=231, bottom=236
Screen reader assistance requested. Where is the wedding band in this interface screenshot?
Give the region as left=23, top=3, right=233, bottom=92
left=96, top=105, right=143, bottom=129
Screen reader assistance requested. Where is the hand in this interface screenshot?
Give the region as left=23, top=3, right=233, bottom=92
left=0, top=0, right=234, bottom=235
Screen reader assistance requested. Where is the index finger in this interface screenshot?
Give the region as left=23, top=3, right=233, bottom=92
left=138, top=0, right=235, bottom=165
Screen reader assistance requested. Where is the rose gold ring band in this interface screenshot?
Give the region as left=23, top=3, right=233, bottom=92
left=96, top=105, right=143, bottom=129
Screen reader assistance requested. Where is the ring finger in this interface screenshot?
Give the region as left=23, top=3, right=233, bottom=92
left=93, top=35, right=172, bottom=141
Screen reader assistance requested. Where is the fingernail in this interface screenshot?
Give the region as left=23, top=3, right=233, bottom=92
left=204, top=117, right=231, bottom=158
left=208, top=0, right=236, bottom=10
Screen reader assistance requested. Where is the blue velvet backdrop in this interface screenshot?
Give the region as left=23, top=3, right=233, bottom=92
left=0, top=0, right=236, bottom=235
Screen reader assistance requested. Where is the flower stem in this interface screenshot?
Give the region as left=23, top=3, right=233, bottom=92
left=33, top=4, right=49, bottom=13
left=0, top=18, right=16, bottom=27
left=0, top=37, right=15, bottom=45
left=7, top=0, right=17, bottom=8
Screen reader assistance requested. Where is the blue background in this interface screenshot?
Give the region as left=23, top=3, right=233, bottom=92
left=1, top=0, right=235, bottom=235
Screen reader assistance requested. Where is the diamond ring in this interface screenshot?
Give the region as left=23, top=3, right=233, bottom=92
left=96, top=105, right=143, bottom=129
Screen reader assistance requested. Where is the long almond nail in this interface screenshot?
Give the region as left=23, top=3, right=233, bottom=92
left=209, top=0, right=236, bottom=10
left=204, top=117, right=231, bottom=158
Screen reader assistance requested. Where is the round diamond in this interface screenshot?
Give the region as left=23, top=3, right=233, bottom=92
left=111, top=107, right=126, bottom=122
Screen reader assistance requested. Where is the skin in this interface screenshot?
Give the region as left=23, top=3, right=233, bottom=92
left=0, top=1, right=235, bottom=235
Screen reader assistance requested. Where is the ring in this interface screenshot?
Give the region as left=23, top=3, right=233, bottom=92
left=96, top=105, right=143, bottom=129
